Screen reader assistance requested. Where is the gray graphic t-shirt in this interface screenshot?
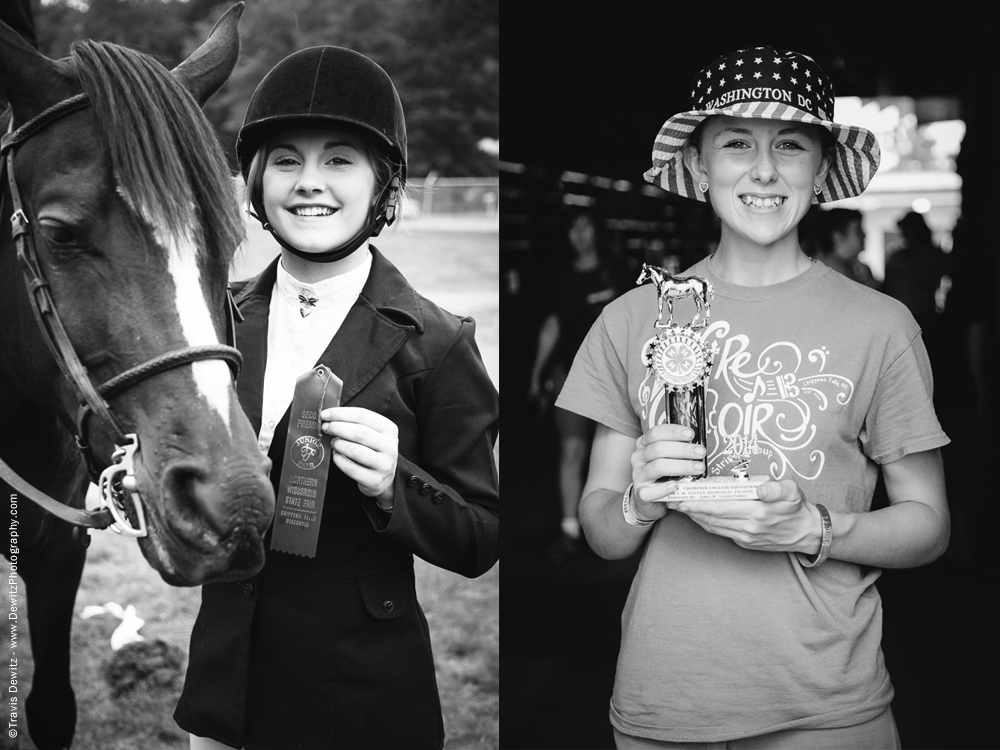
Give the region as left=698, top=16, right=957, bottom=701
left=556, top=259, right=949, bottom=742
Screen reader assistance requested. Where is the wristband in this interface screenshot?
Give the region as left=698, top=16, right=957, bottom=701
left=622, top=483, right=654, bottom=528
left=797, top=503, right=832, bottom=568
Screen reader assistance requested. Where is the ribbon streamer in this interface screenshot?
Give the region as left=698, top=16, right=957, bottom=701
left=270, top=365, right=343, bottom=557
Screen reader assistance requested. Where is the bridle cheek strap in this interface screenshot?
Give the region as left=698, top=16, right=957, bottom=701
left=3, top=97, right=130, bottom=455
left=6, top=154, right=128, bottom=442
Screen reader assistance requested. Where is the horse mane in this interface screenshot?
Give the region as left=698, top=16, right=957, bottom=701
left=68, top=40, right=242, bottom=271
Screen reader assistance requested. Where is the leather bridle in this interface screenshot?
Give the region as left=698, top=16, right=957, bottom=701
left=0, top=93, right=244, bottom=537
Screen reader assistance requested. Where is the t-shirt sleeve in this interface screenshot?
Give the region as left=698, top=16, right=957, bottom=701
left=862, top=329, right=950, bottom=463
left=555, top=307, right=642, bottom=438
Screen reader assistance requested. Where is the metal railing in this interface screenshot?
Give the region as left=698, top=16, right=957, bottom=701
left=407, top=173, right=499, bottom=217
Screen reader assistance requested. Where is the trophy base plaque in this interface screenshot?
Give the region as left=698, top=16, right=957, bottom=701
left=663, top=475, right=768, bottom=501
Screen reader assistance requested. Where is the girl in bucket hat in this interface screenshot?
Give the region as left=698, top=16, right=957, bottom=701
left=173, top=46, right=499, bottom=750
left=645, top=47, right=880, bottom=205
left=557, top=47, right=948, bottom=749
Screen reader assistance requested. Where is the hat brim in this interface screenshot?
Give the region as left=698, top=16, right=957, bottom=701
left=643, top=102, right=880, bottom=204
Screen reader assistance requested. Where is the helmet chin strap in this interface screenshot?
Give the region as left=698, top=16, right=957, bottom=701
left=249, top=177, right=400, bottom=264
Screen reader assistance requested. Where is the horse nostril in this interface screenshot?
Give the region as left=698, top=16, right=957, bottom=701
left=161, top=460, right=228, bottom=535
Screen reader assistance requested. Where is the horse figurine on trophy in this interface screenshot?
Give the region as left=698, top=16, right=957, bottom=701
left=637, top=264, right=714, bottom=329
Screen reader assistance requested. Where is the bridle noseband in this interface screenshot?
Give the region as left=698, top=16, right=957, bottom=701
left=0, top=94, right=244, bottom=538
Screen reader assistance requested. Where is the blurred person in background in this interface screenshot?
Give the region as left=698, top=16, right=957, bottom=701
left=528, top=209, right=619, bottom=563
left=882, top=210, right=951, bottom=398
left=174, top=45, right=499, bottom=750
left=882, top=211, right=950, bottom=330
left=815, top=207, right=878, bottom=288
left=557, top=47, right=949, bottom=749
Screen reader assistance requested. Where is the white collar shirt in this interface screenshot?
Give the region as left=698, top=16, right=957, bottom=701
left=257, top=249, right=372, bottom=455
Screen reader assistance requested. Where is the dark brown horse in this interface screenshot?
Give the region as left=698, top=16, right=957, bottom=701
left=0, top=5, right=274, bottom=747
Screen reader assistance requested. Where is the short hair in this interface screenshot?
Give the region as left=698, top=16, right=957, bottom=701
left=897, top=211, right=932, bottom=244
left=823, top=208, right=862, bottom=236
left=817, top=208, right=862, bottom=254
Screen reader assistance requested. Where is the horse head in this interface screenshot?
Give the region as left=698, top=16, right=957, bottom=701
left=636, top=264, right=659, bottom=287
left=0, top=3, right=276, bottom=586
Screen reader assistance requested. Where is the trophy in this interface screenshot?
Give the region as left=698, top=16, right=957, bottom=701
left=638, top=263, right=766, bottom=500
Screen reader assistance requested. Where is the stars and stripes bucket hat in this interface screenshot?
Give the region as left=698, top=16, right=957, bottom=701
left=644, top=47, right=880, bottom=204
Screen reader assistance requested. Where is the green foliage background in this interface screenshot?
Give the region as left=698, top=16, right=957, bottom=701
left=31, top=0, right=499, bottom=177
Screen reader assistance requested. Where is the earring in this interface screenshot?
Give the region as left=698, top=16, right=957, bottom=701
left=813, top=184, right=823, bottom=195
left=698, top=181, right=709, bottom=194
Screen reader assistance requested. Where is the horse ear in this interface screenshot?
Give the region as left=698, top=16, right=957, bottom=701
left=171, top=2, right=244, bottom=106
left=0, top=18, right=76, bottom=123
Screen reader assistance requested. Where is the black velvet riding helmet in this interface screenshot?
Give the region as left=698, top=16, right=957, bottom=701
left=237, top=46, right=407, bottom=262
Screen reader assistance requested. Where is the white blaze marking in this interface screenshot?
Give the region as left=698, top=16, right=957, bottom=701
left=117, top=188, right=232, bottom=432
left=157, top=226, right=232, bottom=432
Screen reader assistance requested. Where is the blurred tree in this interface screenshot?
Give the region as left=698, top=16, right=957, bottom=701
left=392, top=0, right=499, bottom=176
left=30, top=0, right=498, bottom=177
left=31, top=0, right=84, bottom=60
left=84, top=0, right=188, bottom=62
left=34, top=0, right=187, bottom=64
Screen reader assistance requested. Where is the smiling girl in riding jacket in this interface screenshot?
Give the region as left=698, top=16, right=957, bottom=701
left=173, top=46, right=500, bottom=750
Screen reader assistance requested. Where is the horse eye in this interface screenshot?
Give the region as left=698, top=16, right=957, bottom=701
left=40, top=222, right=78, bottom=247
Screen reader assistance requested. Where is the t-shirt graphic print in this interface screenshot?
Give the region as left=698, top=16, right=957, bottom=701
left=639, top=320, right=859, bottom=483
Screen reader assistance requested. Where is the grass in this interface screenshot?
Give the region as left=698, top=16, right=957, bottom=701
left=1, top=215, right=498, bottom=749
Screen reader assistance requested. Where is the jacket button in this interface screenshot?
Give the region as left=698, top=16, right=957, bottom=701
left=418, top=483, right=433, bottom=496
left=432, top=492, right=444, bottom=505
left=406, top=475, right=420, bottom=488
left=382, top=599, right=394, bottom=613
left=242, top=582, right=255, bottom=597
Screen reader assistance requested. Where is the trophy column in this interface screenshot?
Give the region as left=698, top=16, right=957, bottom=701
left=664, top=387, right=707, bottom=480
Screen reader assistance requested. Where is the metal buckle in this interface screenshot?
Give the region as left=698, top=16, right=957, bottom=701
left=384, top=177, right=400, bottom=225
left=10, top=208, right=30, bottom=240
left=97, top=434, right=148, bottom=537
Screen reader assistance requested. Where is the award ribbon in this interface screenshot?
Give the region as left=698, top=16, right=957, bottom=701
left=270, top=365, right=343, bottom=558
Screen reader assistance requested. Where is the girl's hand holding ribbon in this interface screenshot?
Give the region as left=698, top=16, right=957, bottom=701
left=321, top=407, right=399, bottom=507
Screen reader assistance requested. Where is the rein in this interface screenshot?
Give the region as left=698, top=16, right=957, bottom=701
left=0, top=95, right=244, bottom=538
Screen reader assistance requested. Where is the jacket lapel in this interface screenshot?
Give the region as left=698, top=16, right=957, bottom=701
left=232, top=259, right=279, bottom=434
left=311, top=246, right=423, bottom=404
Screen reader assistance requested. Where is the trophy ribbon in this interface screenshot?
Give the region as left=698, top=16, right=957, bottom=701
left=270, top=365, right=343, bottom=557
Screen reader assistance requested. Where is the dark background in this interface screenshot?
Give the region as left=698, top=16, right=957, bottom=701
left=506, top=9, right=988, bottom=179
left=505, top=6, right=999, bottom=750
